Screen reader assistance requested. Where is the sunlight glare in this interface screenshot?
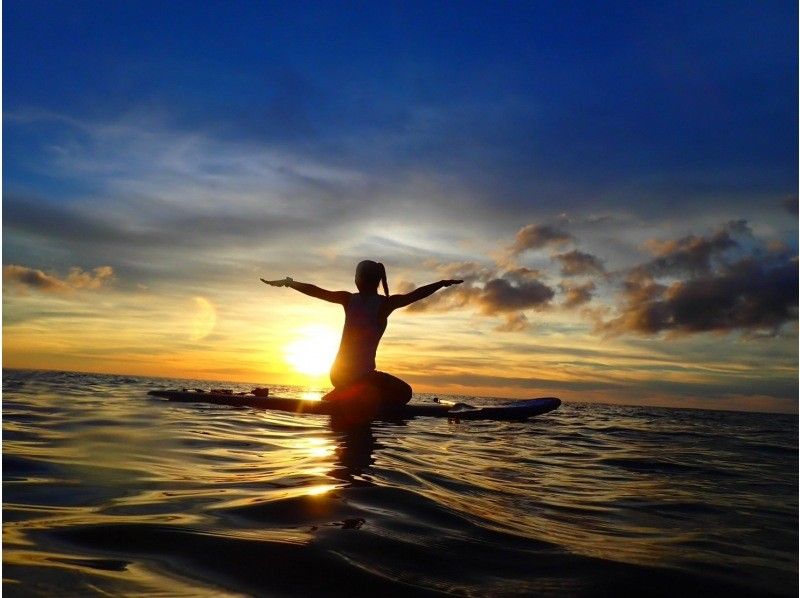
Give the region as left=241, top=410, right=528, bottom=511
left=190, top=297, right=216, bottom=341
left=306, top=484, right=337, bottom=496
left=284, top=325, right=340, bottom=377
left=301, top=436, right=335, bottom=458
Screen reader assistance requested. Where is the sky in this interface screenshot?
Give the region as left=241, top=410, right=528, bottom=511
left=3, top=1, right=798, bottom=412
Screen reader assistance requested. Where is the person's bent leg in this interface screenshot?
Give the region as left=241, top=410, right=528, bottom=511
left=322, top=379, right=371, bottom=403
left=368, top=371, right=412, bottom=407
left=323, top=375, right=382, bottom=426
left=322, top=371, right=411, bottom=415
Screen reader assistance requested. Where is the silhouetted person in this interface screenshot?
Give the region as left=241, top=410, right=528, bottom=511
left=262, top=260, right=462, bottom=416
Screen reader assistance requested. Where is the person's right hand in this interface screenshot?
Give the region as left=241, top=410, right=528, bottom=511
left=261, top=277, right=293, bottom=287
left=440, top=279, right=464, bottom=287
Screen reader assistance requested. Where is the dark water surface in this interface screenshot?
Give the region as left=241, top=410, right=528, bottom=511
left=3, top=369, right=797, bottom=596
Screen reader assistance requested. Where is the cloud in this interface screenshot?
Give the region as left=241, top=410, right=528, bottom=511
left=401, top=263, right=554, bottom=332
left=560, top=281, right=596, bottom=308
left=495, top=312, right=529, bottom=332
left=3, top=265, right=68, bottom=292
left=4, top=112, right=522, bottom=291
left=503, top=266, right=545, bottom=283
left=66, top=266, right=115, bottom=289
left=508, top=224, right=573, bottom=256
left=553, top=250, right=606, bottom=276
left=2, top=187, right=385, bottom=289
left=425, top=260, right=496, bottom=284
left=396, top=216, right=792, bottom=337
left=601, top=247, right=798, bottom=336
left=4, top=264, right=114, bottom=293
left=478, top=277, right=554, bottom=314
left=402, top=280, right=482, bottom=313
left=405, top=265, right=554, bottom=315
left=3, top=193, right=330, bottom=252
left=639, top=220, right=747, bottom=277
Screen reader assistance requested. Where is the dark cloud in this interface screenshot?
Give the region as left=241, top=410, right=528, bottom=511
left=403, top=281, right=483, bottom=313
left=402, top=264, right=555, bottom=331
left=602, top=254, right=798, bottom=336
left=597, top=221, right=798, bottom=336
left=509, top=224, right=573, bottom=255
left=639, top=220, right=747, bottom=277
left=503, top=266, right=545, bottom=283
left=553, top=250, right=606, bottom=276
left=478, top=278, right=554, bottom=314
left=4, top=264, right=114, bottom=293
left=782, top=195, right=798, bottom=214
left=3, top=265, right=67, bottom=292
left=560, top=281, right=596, bottom=308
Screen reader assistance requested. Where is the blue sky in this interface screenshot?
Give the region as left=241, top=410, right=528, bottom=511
left=3, top=1, right=798, bottom=411
left=7, top=1, right=796, bottom=208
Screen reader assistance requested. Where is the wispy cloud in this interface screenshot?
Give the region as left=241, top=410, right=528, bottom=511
left=4, top=264, right=114, bottom=294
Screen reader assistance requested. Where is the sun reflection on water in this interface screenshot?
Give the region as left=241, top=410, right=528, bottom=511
left=302, top=437, right=335, bottom=459
left=305, top=484, right=337, bottom=496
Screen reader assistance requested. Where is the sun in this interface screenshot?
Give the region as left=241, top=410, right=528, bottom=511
left=284, top=325, right=340, bottom=377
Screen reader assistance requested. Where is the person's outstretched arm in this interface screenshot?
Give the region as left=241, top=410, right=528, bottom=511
left=386, top=280, right=463, bottom=312
left=261, top=277, right=350, bottom=305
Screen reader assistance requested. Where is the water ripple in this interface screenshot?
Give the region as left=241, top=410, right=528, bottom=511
left=2, top=369, right=797, bottom=597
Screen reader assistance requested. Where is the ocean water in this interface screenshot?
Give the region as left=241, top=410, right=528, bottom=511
left=2, top=369, right=797, bottom=597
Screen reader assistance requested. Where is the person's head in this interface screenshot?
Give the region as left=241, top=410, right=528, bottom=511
left=355, top=260, right=389, bottom=295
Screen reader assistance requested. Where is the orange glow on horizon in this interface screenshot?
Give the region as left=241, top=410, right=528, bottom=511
left=2, top=285, right=797, bottom=414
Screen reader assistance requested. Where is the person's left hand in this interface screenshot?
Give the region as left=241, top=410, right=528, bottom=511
left=441, top=279, right=464, bottom=287
left=261, top=277, right=293, bottom=287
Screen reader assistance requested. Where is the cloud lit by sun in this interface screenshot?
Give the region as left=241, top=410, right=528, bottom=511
left=284, top=325, right=340, bottom=377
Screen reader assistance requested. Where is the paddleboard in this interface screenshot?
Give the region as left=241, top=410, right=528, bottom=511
left=147, top=389, right=561, bottom=421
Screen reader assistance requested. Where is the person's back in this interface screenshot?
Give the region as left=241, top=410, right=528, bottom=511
left=331, top=292, right=387, bottom=387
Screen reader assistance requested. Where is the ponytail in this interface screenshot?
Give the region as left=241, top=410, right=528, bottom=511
left=379, top=262, right=389, bottom=296
left=355, top=259, right=389, bottom=295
